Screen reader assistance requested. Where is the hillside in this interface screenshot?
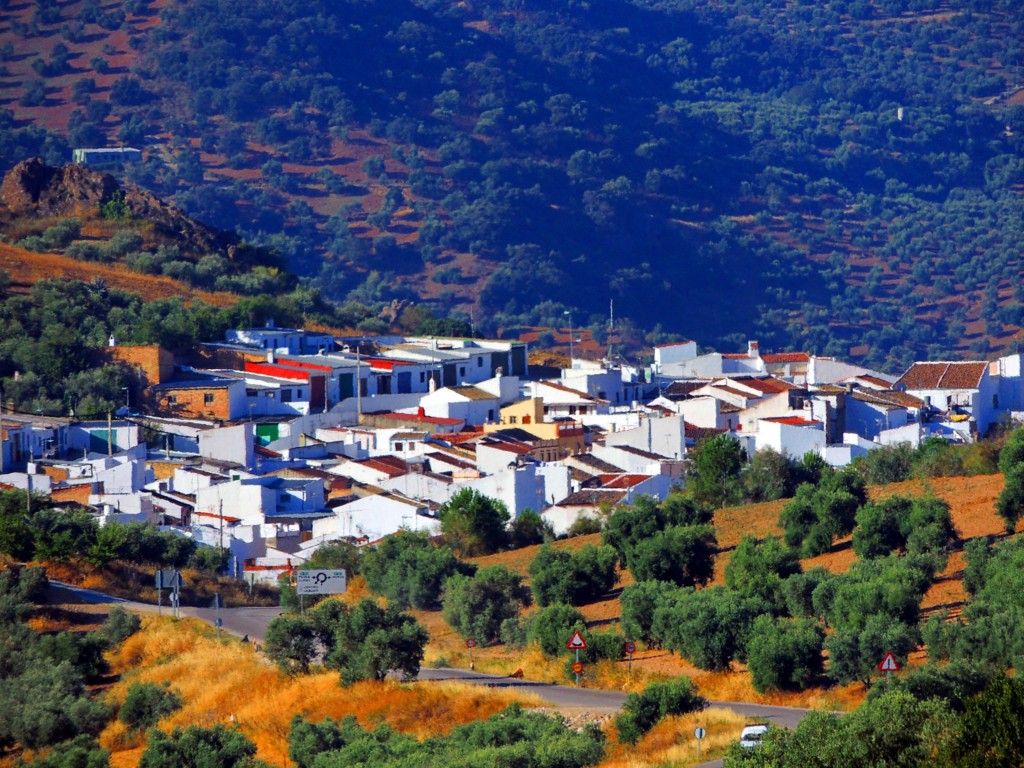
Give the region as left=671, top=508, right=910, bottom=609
left=1, top=0, right=1021, bottom=368
left=453, top=473, right=1008, bottom=708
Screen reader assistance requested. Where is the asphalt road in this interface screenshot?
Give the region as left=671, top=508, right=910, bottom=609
left=50, top=581, right=816, bottom=767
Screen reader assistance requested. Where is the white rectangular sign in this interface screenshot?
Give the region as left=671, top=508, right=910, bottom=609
left=296, top=569, right=347, bottom=595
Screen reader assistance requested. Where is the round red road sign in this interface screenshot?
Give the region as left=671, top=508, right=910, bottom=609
left=571, top=661, right=584, bottom=674
left=624, top=641, right=636, bottom=654
left=466, top=638, right=477, bottom=649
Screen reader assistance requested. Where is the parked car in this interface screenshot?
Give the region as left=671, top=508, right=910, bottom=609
left=739, top=723, right=769, bottom=748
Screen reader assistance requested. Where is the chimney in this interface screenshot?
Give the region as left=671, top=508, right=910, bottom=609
left=267, top=318, right=275, bottom=329
left=267, top=350, right=276, bottom=364
left=747, top=340, right=759, bottom=357
left=417, top=406, right=425, bottom=417
left=428, top=377, right=437, bottom=393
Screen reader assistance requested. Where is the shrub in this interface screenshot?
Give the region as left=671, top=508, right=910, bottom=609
left=139, top=725, right=262, bottom=768
left=615, top=677, right=706, bottom=744
left=263, top=615, right=318, bottom=675
left=119, top=682, right=183, bottom=731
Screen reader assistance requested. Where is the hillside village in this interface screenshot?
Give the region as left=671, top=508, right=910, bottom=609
left=2, top=325, right=1021, bottom=585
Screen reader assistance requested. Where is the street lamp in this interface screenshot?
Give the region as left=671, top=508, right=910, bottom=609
left=121, top=386, right=130, bottom=410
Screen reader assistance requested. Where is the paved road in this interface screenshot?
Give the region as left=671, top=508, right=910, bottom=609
left=51, top=581, right=816, bottom=766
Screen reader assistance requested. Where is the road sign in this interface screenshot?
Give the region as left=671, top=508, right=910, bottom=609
left=566, top=630, right=588, bottom=650
left=210, top=593, right=224, bottom=609
left=296, top=569, right=348, bottom=595
left=877, top=651, right=900, bottom=672
left=155, top=570, right=180, bottom=590
left=571, top=661, right=584, bottom=674
left=694, top=727, right=706, bottom=740
left=624, top=641, right=636, bottom=655
left=466, top=638, right=477, bottom=649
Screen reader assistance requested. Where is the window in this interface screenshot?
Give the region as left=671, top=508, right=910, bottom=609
left=477, top=357, right=483, bottom=367
left=204, top=393, right=215, bottom=405
left=460, top=367, right=466, bottom=376
left=281, top=389, right=292, bottom=403
left=167, top=395, right=177, bottom=405
left=394, top=442, right=403, bottom=451
left=509, top=415, right=517, bottom=424
left=420, top=372, right=426, bottom=383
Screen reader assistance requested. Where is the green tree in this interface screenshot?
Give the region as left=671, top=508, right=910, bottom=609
left=324, top=599, right=428, bottom=685
left=527, top=603, right=586, bottom=657
left=725, top=535, right=801, bottom=612
left=361, top=530, right=468, bottom=610
left=620, top=580, right=676, bottom=646
left=629, top=524, right=716, bottom=587
left=746, top=616, right=824, bottom=692
left=652, top=587, right=766, bottom=670
left=508, top=510, right=554, bottom=549
left=685, top=434, right=746, bottom=507
left=996, top=463, right=1024, bottom=534
left=441, top=565, right=530, bottom=644
left=997, top=428, right=1024, bottom=475
left=528, top=544, right=618, bottom=606
left=437, top=488, right=509, bottom=556
left=947, top=674, right=1024, bottom=768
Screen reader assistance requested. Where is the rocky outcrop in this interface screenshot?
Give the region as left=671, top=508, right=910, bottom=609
left=0, top=158, right=235, bottom=255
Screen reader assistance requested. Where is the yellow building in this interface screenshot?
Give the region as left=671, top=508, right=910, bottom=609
left=483, top=398, right=585, bottom=459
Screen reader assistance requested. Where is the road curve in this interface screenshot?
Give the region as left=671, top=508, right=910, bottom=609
left=49, top=580, right=816, bottom=766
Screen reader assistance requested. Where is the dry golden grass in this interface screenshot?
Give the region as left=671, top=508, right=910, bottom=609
left=464, top=472, right=1011, bottom=712
left=0, top=240, right=237, bottom=307
left=102, top=616, right=545, bottom=768
left=598, top=707, right=751, bottom=768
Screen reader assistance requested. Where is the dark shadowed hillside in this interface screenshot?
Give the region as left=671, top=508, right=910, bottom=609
left=0, top=0, right=1021, bottom=368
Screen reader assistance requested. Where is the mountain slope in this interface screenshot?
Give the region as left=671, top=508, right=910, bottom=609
left=1, top=0, right=1021, bottom=367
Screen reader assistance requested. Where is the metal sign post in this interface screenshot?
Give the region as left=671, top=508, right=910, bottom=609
left=566, top=631, right=587, bottom=687
left=694, top=727, right=706, bottom=757
left=625, top=641, right=636, bottom=673
left=212, top=593, right=224, bottom=637
left=466, top=638, right=476, bottom=670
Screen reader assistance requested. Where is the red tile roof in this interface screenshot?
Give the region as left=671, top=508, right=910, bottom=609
left=895, top=362, right=987, bottom=391
left=731, top=376, right=799, bottom=394
left=598, top=473, right=653, bottom=489
left=684, top=422, right=727, bottom=440
left=555, top=489, right=629, bottom=507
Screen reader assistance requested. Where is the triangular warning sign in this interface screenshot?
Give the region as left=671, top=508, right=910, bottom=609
left=877, top=652, right=900, bottom=672
left=566, top=630, right=588, bottom=650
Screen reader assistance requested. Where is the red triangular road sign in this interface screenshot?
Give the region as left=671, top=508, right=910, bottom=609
left=877, top=651, right=900, bottom=672
left=566, top=630, right=588, bottom=649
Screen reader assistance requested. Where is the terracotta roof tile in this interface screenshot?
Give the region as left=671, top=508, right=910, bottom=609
left=895, top=362, right=987, bottom=391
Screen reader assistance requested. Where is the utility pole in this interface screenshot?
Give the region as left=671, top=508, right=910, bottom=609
left=355, top=343, right=362, bottom=424
left=218, top=498, right=224, bottom=551
left=564, top=310, right=574, bottom=363
left=107, top=411, right=113, bottom=456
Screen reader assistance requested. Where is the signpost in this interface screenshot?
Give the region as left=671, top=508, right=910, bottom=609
left=566, top=631, right=587, bottom=687
left=212, top=593, right=224, bottom=637
left=296, top=569, right=348, bottom=596
left=155, top=570, right=182, bottom=618
left=694, top=727, right=706, bottom=758
left=877, top=651, right=900, bottom=676
left=624, top=640, right=636, bottom=673
left=466, top=638, right=476, bottom=670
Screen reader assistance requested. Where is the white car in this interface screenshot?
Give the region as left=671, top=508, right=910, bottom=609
left=739, top=724, right=769, bottom=748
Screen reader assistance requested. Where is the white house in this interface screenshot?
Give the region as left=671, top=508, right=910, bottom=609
left=754, top=417, right=826, bottom=458
left=894, top=361, right=998, bottom=435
